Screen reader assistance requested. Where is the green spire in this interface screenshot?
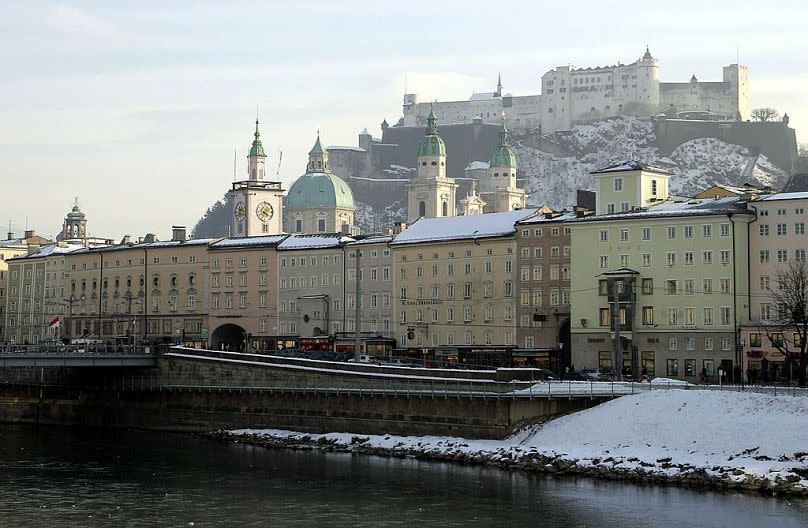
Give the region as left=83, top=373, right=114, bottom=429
left=309, top=131, right=325, bottom=155
left=489, top=122, right=517, bottom=168
left=249, top=119, right=266, bottom=157
left=417, top=105, right=446, bottom=157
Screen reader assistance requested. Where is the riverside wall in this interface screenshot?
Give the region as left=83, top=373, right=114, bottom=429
left=0, top=355, right=600, bottom=439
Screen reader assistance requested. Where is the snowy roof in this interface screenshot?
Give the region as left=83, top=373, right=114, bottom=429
left=9, top=243, right=84, bottom=260
left=327, top=145, right=367, bottom=152
left=576, top=197, right=752, bottom=223
left=465, top=161, right=490, bottom=171
left=139, top=238, right=215, bottom=248
left=757, top=192, right=808, bottom=202
left=517, top=211, right=579, bottom=225
left=277, top=233, right=354, bottom=251
left=0, top=239, right=27, bottom=247
left=391, top=209, right=539, bottom=246
left=210, top=235, right=288, bottom=249
left=591, top=161, right=673, bottom=175
left=347, top=235, right=394, bottom=246
left=469, top=92, right=496, bottom=101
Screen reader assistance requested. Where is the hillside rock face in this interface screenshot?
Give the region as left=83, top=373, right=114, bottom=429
left=192, top=117, right=789, bottom=237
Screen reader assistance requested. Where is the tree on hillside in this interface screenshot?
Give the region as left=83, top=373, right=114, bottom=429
left=751, top=107, right=780, bottom=122
left=795, top=144, right=808, bottom=173
left=758, top=259, right=808, bottom=386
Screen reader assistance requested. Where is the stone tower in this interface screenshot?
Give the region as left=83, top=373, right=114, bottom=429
left=227, top=119, right=285, bottom=237
left=487, top=123, right=526, bottom=212
left=57, top=198, right=88, bottom=243
left=406, top=108, right=458, bottom=223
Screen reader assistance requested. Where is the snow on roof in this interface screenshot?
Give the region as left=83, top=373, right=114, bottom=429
left=278, top=233, right=354, bottom=251
left=517, top=211, right=578, bottom=224
left=139, top=238, right=215, bottom=248
left=591, top=160, right=673, bottom=175
left=469, top=92, right=496, bottom=101
left=576, top=197, right=751, bottom=222
left=10, top=243, right=84, bottom=260
left=348, top=235, right=394, bottom=246
left=327, top=145, right=367, bottom=152
left=465, top=161, right=490, bottom=171
left=757, top=192, right=808, bottom=202
left=210, top=235, right=288, bottom=249
left=391, top=209, right=539, bottom=246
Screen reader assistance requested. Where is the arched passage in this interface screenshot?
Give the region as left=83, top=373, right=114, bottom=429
left=211, top=323, right=246, bottom=351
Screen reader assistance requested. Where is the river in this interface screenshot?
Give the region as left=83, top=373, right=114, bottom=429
left=0, top=424, right=805, bottom=527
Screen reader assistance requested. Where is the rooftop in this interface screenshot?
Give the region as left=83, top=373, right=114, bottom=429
left=390, top=209, right=539, bottom=246
left=757, top=192, right=808, bottom=202
left=278, top=233, right=354, bottom=251
left=591, top=161, right=673, bottom=175
left=574, top=197, right=751, bottom=223
left=210, top=235, right=288, bottom=249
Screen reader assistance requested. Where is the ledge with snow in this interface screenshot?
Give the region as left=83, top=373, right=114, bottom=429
left=219, top=389, right=808, bottom=497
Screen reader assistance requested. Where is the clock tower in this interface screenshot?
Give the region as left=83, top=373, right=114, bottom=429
left=228, top=119, right=285, bottom=237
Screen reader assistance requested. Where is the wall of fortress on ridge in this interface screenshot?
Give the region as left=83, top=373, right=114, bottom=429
left=401, top=49, right=750, bottom=134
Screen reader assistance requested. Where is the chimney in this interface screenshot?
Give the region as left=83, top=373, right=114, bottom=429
left=6, top=231, right=13, bottom=240
left=121, top=235, right=131, bottom=245
left=172, top=226, right=187, bottom=242
left=24, top=229, right=34, bottom=239
left=144, top=233, right=156, bottom=243
left=392, top=222, right=407, bottom=235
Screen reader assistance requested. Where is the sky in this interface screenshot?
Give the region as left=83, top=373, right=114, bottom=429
left=1, top=0, right=807, bottom=241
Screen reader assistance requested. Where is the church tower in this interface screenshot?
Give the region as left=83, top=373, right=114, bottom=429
left=406, top=108, right=458, bottom=223
left=486, top=122, right=526, bottom=212
left=227, top=119, right=285, bottom=237
left=56, top=198, right=87, bottom=243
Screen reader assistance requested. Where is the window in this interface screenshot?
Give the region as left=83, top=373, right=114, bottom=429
left=760, top=224, right=770, bottom=236
left=642, top=306, right=654, bottom=325
left=685, top=359, right=696, bottom=377
left=719, top=250, right=730, bottom=265
left=641, top=278, right=653, bottom=294
left=685, top=337, right=695, bottom=350
left=720, top=307, right=731, bottom=325
left=684, top=225, right=693, bottom=238
left=464, top=282, right=473, bottom=299
left=797, top=250, right=807, bottom=262
left=667, top=308, right=678, bottom=325
left=702, top=279, right=713, bottom=294
left=720, top=278, right=730, bottom=294
left=666, top=280, right=677, bottom=295
left=614, top=177, right=623, bottom=191
left=620, top=229, right=629, bottom=241
left=667, top=226, right=676, bottom=239
left=702, top=251, right=712, bottom=265
left=607, top=204, right=615, bottom=214
left=777, top=223, right=787, bottom=236
left=684, top=307, right=695, bottom=326
left=797, top=222, right=806, bottom=235
left=599, top=256, right=608, bottom=269
left=722, top=337, right=732, bottom=351
left=599, top=230, right=608, bottom=242
left=703, top=307, right=714, bottom=325
left=599, top=308, right=610, bottom=326
left=720, top=223, right=730, bottom=237
left=703, top=360, right=715, bottom=377
left=598, top=351, right=612, bottom=370
left=668, top=337, right=677, bottom=350
left=641, top=227, right=651, bottom=240
left=642, top=351, right=655, bottom=375
left=760, top=303, right=771, bottom=320
left=702, top=224, right=712, bottom=237
left=651, top=180, right=658, bottom=196
left=760, top=275, right=770, bottom=290
left=684, top=279, right=694, bottom=295
left=760, top=250, right=770, bottom=263
left=777, top=249, right=788, bottom=263
left=684, top=252, right=694, bottom=265
left=642, top=253, right=651, bottom=267
left=666, top=252, right=676, bottom=266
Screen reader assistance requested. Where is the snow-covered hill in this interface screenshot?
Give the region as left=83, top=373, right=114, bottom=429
left=513, top=117, right=787, bottom=209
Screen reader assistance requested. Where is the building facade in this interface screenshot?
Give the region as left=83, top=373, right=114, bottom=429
left=570, top=163, right=752, bottom=381
left=208, top=235, right=287, bottom=351
left=741, top=192, right=808, bottom=378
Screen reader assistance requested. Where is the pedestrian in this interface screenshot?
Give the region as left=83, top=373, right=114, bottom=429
left=733, top=364, right=742, bottom=385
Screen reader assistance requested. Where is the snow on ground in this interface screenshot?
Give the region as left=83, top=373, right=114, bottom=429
left=230, top=389, right=808, bottom=494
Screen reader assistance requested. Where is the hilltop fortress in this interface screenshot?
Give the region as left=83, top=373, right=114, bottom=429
left=402, top=48, right=750, bottom=134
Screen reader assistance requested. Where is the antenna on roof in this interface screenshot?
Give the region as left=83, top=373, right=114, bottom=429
left=233, top=148, right=237, bottom=181
left=276, top=149, right=283, bottom=177
left=736, top=43, right=740, bottom=65
left=404, top=75, right=408, bottom=94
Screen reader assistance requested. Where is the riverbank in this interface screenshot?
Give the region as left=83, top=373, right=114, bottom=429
left=212, top=389, right=808, bottom=497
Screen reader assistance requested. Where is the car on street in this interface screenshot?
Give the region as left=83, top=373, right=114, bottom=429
left=580, top=368, right=610, bottom=381
left=562, top=370, right=589, bottom=381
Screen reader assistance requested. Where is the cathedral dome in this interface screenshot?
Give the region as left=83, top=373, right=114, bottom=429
left=66, top=204, right=85, bottom=220
left=417, top=108, right=446, bottom=157
left=489, top=124, right=517, bottom=168
left=286, top=172, right=355, bottom=209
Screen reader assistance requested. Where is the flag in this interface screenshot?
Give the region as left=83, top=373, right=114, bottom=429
left=48, top=316, right=60, bottom=329
left=130, top=318, right=136, bottom=330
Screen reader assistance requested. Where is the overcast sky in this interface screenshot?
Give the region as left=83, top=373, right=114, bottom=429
left=2, top=1, right=806, bottom=240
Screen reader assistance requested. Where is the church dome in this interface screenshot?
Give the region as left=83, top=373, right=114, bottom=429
left=286, top=172, right=355, bottom=209
left=417, top=108, right=446, bottom=157
left=66, top=204, right=85, bottom=220
left=489, top=124, right=517, bottom=168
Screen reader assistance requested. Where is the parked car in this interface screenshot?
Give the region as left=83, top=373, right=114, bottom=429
left=533, top=368, right=558, bottom=381
left=580, top=368, right=610, bottom=381
left=562, top=370, right=588, bottom=381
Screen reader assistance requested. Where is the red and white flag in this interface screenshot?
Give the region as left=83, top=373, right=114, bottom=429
left=130, top=318, right=137, bottom=330
left=48, top=316, right=60, bottom=329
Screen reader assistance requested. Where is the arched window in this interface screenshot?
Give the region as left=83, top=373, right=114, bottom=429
left=442, top=201, right=448, bottom=217
left=418, top=201, right=426, bottom=217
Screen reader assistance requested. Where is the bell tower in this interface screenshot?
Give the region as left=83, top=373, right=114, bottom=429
left=406, top=107, right=458, bottom=223
left=228, top=118, right=285, bottom=237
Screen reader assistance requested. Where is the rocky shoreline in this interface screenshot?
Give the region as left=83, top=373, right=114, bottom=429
left=205, top=429, right=808, bottom=498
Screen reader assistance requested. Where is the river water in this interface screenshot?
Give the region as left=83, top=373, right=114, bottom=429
left=0, top=425, right=805, bottom=527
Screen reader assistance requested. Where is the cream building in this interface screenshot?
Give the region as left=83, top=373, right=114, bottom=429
left=0, top=240, right=28, bottom=343
left=344, top=235, right=395, bottom=342
left=207, top=235, right=287, bottom=351
left=276, top=234, right=352, bottom=340
left=406, top=108, right=458, bottom=223
left=390, top=209, right=539, bottom=367
left=285, top=134, right=356, bottom=234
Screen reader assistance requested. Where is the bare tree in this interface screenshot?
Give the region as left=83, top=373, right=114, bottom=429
left=751, top=107, right=780, bottom=122
left=759, top=259, right=808, bottom=386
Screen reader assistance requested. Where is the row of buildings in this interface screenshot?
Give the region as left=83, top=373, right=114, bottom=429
left=3, top=109, right=804, bottom=383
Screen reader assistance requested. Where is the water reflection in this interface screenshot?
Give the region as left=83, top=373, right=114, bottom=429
left=0, top=425, right=805, bottom=527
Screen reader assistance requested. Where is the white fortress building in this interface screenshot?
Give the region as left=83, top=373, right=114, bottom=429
left=401, top=48, right=750, bottom=134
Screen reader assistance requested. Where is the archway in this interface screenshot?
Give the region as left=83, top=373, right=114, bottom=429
left=211, top=323, right=246, bottom=352
left=418, top=201, right=426, bottom=217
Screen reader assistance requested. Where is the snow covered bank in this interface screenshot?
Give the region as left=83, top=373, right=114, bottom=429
left=216, top=389, right=808, bottom=497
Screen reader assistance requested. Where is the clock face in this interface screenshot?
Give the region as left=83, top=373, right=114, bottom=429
left=256, top=201, right=274, bottom=223
left=234, top=202, right=246, bottom=222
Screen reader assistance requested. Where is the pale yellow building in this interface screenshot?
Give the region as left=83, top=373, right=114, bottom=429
left=390, top=209, right=539, bottom=366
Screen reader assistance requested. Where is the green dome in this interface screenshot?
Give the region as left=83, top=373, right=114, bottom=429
left=66, top=204, right=85, bottom=220
left=249, top=119, right=266, bottom=157
left=286, top=172, right=355, bottom=209
left=417, top=108, right=446, bottom=157
left=489, top=124, right=517, bottom=168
